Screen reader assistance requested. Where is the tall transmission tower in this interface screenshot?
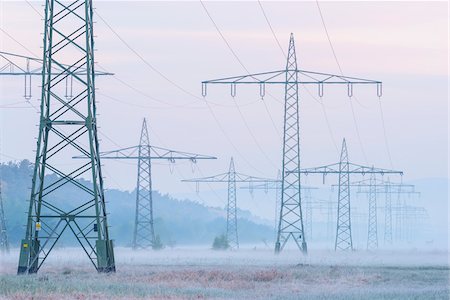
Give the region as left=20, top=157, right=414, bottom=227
left=17, top=0, right=116, bottom=274
left=350, top=178, right=418, bottom=246
left=75, top=118, right=216, bottom=249
left=240, top=181, right=318, bottom=241
left=289, top=138, right=403, bottom=251
left=0, top=51, right=112, bottom=99
left=366, top=173, right=378, bottom=250
left=183, top=158, right=274, bottom=249
left=201, top=34, right=382, bottom=253
left=0, top=181, right=9, bottom=254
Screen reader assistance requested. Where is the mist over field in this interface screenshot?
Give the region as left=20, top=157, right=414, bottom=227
left=0, top=0, right=449, bottom=299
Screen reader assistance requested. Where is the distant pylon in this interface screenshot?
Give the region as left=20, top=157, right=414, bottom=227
left=17, top=0, right=115, bottom=274
left=182, top=158, right=274, bottom=250
left=75, top=118, right=216, bottom=249
left=335, top=139, right=352, bottom=251
left=133, top=119, right=155, bottom=249
left=367, top=172, right=378, bottom=250
left=275, top=34, right=306, bottom=253
left=303, top=188, right=313, bottom=241
left=226, top=158, right=238, bottom=249
left=0, top=181, right=9, bottom=254
left=274, top=170, right=282, bottom=242
left=202, top=33, right=382, bottom=254
left=384, top=178, right=393, bottom=244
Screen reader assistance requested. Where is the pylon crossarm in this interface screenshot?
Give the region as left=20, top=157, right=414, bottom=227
left=0, top=51, right=113, bottom=76
left=73, top=145, right=216, bottom=161
left=202, top=69, right=382, bottom=97
left=290, top=162, right=403, bottom=175
left=240, top=182, right=318, bottom=190
left=203, top=70, right=380, bottom=85
left=182, top=172, right=275, bottom=183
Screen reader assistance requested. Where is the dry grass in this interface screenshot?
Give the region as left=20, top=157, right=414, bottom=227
left=0, top=248, right=449, bottom=299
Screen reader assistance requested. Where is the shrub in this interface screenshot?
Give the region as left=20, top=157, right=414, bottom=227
left=212, top=234, right=229, bottom=250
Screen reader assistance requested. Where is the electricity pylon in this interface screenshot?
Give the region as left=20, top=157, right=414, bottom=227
left=0, top=51, right=112, bottom=99
left=182, top=158, right=274, bottom=249
left=240, top=181, right=317, bottom=241
left=201, top=33, right=382, bottom=253
left=289, top=138, right=403, bottom=251
left=350, top=178, right=417, bottom=246
left=0, top=181, right=9, bottom=254
left=76, top=118, right=216, bottom=249
left=17, top=0, right=115, bottom=274
left=367, top=173, right=378, bottom=250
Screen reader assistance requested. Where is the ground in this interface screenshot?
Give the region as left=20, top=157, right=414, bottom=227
left=0, top=247, right=449, bottom=299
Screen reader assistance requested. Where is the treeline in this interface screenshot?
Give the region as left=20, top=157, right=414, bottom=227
left=0, top=160, right=272, bottom=248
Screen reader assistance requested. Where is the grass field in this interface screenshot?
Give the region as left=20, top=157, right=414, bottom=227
left=0, top=247, right=449, bottom=299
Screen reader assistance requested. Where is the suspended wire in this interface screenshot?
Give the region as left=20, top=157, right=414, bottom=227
left=199, top=0, right=280, bottom=169
left=378, top=100, right=394, bottom=168
left=93, top=9, right=267, bottom=175
left=145, top=118, right=226, bottom=204
left=257, top=0, right=286, bottom=57
left=315, top=0, right=369, bottom=163
left=257, top=0, right=340, bottom=155
left=25, top=0, right=43, bottom=18
left=0, top=27, right=40, bottom=58
left=94, top=10, right=201, bottom=105
left=199, top=0, right=283, bottom=138
left=16, top=1, right=267, bottom=175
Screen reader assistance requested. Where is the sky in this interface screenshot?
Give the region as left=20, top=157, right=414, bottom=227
left=0, top=1, right=448, bottom=222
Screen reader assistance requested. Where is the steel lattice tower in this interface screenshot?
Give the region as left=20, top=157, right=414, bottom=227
left=352, top=179, right=417, bottom=246
left=335, top=139, right=352, bottom=250
left=202, top=34, right=381, bottom=253
left=395, top=192, right=402, bottom=241
left=74, top=118, right=216, bottom=249
left=133, top=119, right=155, bottom=249
left=291, top=139, right=403, bottom=251
left=275, top=34, right=305, bottom=253
left=17, top=0, right=115, bottom=274
left=384, top=179, right=393, bottom=244
left=183, top=158, right=274, bottom=250
left=367, top=173, right=378, bottom=250
left=0, top=181, right=9, bottom=254
left=226, top=158, right=238, bottom=249
left=240, top=175, right=317, bottom=245
left=303, top=188, right=313, bottom=241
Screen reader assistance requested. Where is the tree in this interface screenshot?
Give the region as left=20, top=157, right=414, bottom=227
left=212, top=234, right=229, bottom=250
left=152, top=234, right=164, bottom=250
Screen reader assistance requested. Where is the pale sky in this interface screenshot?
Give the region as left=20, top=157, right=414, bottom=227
left=0, top=1, right=448, bottom=216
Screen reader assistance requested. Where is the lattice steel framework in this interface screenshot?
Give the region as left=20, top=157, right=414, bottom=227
left=290, top=139, right=403, bottom=251
left=0, top=181, right=9, bottom=254
left=240, top=178, right=317, bottom=243
left=336, top=139, right=352, bottom=250
left=202, top=34, right=382, bottom=253
left=384, top=180, right=392, bottom=244
left=75, top=118, right=216, bottom=249
left=366, top=173, right=378, bottom=250
left=226, top=158, right=238, bottom=249
left=17, top=0, right=115, bottom=274
left=303, top=187, right=313, bottom=241
left=183, top=158, right=274, bottom=250
left=352, top=179, right=418, bottom=246
left=133, top=119, right=154, bottom=249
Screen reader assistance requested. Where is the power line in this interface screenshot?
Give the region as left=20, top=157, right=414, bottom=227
left=378, top=99, right=394, bottom=168
left=199, top=0, right=280, bottom=168
left=257, top=0, right=339, bottom=155
left=257, top=1, right=286, bottom=57
left=315, top=0, right=369, bottom=163
left=93, top=8, right=267, bottom=175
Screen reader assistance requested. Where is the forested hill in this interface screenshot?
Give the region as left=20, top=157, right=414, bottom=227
left=0, top=160, right=272, bottom=248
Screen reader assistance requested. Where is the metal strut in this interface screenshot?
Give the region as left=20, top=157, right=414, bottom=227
left=202, top=34, right=382, bottom=254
